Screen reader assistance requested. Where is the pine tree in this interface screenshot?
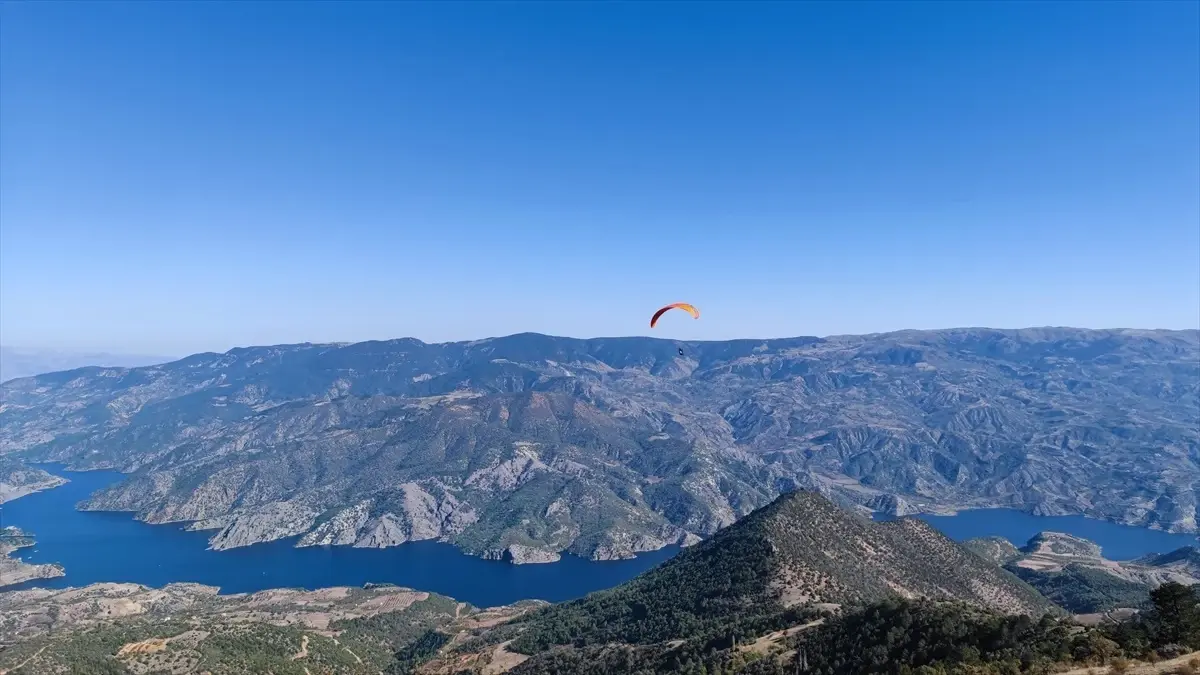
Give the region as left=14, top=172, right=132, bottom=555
left=1149, top=582, right=1200, bottom=647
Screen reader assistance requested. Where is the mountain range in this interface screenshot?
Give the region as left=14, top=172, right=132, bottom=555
left=1, top=327, right=1196, bottom=564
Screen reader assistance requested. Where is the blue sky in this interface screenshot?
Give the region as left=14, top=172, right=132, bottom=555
left=2, top=1, right=1197, bottom=355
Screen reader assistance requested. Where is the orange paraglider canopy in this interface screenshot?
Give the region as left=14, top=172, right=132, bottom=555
left=650, top=303, right=700, bottom=328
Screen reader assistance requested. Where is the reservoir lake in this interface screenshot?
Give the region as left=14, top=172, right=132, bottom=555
left=3, top=467, right=677, bottom=607
left=4, top=465, right=1197, bottom=606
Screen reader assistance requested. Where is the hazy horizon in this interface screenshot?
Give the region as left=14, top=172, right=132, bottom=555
left=4, top=323, right=1198, bottom=363
left=3, top=1, right=1197, bottom=355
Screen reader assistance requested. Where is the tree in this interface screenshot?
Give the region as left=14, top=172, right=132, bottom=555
left=1148, top=582, right=1200, bottom=648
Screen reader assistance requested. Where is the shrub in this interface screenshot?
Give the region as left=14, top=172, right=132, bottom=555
left=1160, top=644, right=1192, bottom=659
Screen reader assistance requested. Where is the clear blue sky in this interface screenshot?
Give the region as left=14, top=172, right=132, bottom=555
left=2, top=1, right=1197, bottom=355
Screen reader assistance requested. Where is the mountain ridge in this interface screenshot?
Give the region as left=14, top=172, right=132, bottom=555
left=506, top=489, right=1056, bottom=653
left=1, top=327, right=1196, bottom=564
left=5, top=326, right=1197, bottom=384
left=419, top=488, right=1057, bottom=673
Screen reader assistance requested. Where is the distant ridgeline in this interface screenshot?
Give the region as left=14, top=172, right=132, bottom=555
left=0, top=345, right=170, bottom=383
left=1, top=328, right=1196, bottom=567
left=2, top=490, right=1200, bottom=674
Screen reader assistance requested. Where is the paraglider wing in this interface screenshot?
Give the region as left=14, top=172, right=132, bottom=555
left=650, top=302, right=700, bottom=328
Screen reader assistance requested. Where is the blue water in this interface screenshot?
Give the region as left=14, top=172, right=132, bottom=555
left=878, top=509, right=1199, bottom=562
left=1, top=466, right=678, bottom=606
left=6, top=468, right=1198, bottom=606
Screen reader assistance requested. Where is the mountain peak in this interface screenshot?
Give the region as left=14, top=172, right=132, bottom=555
left=508, top=489, right=1056, bottom=654
left=746, top=491, right=1054, bottom=613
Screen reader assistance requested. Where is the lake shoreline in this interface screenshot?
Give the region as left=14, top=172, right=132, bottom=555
left=2, top=466, right=682, bottom=606
left=0, top=464, right=69, bottom=505
left=3, top=463, right=1197, bottom=602
left=0, top=526, right=65, bottom=590
left=23, top=461, right=1200, bottom=557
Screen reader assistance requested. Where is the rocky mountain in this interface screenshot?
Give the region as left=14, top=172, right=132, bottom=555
left=1, top=328, right=1197, bottom=563
left=505, top=490, right=1056, bottom=651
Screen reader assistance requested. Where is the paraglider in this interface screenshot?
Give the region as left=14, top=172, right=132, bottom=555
left=649, top=302, right=699, bottom=328
left=649, top=303, right=699, bottom=358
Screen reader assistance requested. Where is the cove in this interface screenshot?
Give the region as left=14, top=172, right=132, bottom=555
left=1, top=466, right=678, bottom=607
left=877, top=509, right=1199, bottom=561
